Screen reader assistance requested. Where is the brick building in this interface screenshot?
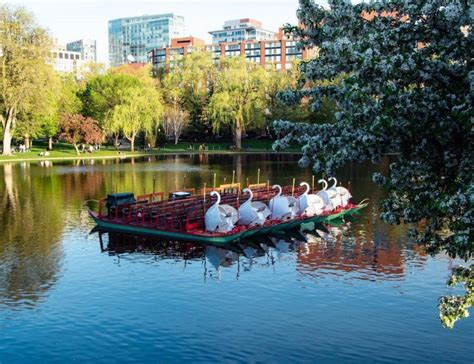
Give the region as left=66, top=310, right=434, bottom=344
left=148, top=26, right=312, bottom=71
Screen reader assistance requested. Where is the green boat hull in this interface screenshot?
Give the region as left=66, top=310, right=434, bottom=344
left=89, top=203, right=368, bottom=246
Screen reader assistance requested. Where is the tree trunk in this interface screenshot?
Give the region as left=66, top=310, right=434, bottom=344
left=2, top=111, right=14, bottom=156
left=174, top=134, right=179, bottom=144
left=48, top=137, right=53, bottom=150
left=114, top=133, right=119, bottom=150
left=24, top=135, right=30, bottom=150
left=73, top=143, right=80, bottom=155
left=2, top=125, right=13, bottom=156
left=129, top=133, right=136, bottom=152
left=235, top=119, right=242, bottom=149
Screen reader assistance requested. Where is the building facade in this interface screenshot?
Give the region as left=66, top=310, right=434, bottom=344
left=50, top=46, right=86, bottom=78
left=66, top=39, right=97, bottom=63
left=108, top=13, right=185, bottom=67
left=209, top=18, right=276, bottom=44
left=148, top=29, right=312, bottom=71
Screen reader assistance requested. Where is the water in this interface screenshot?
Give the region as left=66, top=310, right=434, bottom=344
left=0, top=154, right=472, bottom=363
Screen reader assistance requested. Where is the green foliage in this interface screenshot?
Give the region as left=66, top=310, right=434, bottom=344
left=273, top=0, right=473, bottom=325
left=109, top=86, right=162, bottom=151
left=0, top=4, right=53, bottom=155
left=206, top=57, right=269, bottom=148
left=40, top=74, right=83, bottom=143
left=161, top=50, right=215, bottom=137
left=81, top=72, right=142, bottom=128
left=14, top=64, right=60, bottom=141
left=439, top=265, right=473, bottom=329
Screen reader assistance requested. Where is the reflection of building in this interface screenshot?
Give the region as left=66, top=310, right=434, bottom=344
left=108, top=13, right=185, bottom=67
left=298, top=238, right=406, bottom=277
left=66, top=38, right=97, bottom=63
left=149, top=27, right=312, bottom=71
left=297, top=221, right=428, bottom=279
left=209, top=18, right=276, bottom=44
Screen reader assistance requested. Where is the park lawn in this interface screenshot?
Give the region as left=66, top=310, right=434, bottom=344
left=0, top=139, right=300, bottom=162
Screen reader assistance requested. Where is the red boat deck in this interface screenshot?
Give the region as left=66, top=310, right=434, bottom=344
left=94, top=185, right=356, bottom=238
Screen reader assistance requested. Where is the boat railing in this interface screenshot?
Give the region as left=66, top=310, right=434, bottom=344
left=136, top=192, right=165, bottom=203
left=98, top=184, right=311, bottom=231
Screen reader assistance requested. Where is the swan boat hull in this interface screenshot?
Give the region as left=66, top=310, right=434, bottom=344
left=89, top=202, right=368, bottom=246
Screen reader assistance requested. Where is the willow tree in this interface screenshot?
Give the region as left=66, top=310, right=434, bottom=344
left=207, top=57, right=268, bottom=149
left=110, top=87, right=163, bottom=151
left=81, top=72, right=142, bottom=144
left=0, top=5, right=52, bottom=155
left=162, top=50, right=215, bottom=137
left=274, top=0, right=473, bottom=327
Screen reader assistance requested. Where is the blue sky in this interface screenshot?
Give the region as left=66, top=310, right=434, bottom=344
left=8, top=0, right=331, bottom=64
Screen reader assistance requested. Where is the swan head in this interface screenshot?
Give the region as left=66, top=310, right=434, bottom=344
left=318, top=179, right=328, bottom=190
left=242, top=187, right=253, bottom=201
left=210, top=190, right=221, bottom=204
left=272, top=184, right=282, bottom=197
left=299, top=182, right=310, bottom=195
left=329, top=177, right=337, bottom=188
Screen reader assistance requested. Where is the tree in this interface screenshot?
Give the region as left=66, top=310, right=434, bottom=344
left=161, top=50, right=215, bottom=138
left=80, top=73, right=141, bottom=133
left=36, top=74, right=83, bottom=151
left=58, top=114, right=103, bottom=155
left=47, top=75, right=83, bottom=150
left=109, top=87, right=162, bottom=151
left=206, top=57, right=268, bottom=149
left=0, top=5, right=53, bottom=155
left=163, top=105, right=189, bottom=144
left=273, top=1, right=473, bottom=326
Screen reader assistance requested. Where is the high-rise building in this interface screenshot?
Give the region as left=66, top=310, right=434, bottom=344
left=66, top=39, right=97, bottom=63
left=209, top=18, right=276, bottom=44
left=108, top=13, right=185, bottom=67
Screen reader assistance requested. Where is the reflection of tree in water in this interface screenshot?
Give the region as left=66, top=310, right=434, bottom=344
left=0, top=164, right=64, bottom=309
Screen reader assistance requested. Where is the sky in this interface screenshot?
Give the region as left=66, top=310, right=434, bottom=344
left=7, top=0, right=330, bottom=64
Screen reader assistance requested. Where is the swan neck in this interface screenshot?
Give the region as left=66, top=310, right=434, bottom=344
left=302, top=182, right=310, bottom=195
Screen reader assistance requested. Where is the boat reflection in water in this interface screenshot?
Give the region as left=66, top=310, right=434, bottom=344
left=94, top=219, right=429, bottom=282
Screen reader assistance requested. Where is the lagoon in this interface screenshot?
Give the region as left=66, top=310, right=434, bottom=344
left=0, top=154, right=472, bottom=363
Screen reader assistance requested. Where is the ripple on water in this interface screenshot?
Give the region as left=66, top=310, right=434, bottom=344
left=0, top=156, right=473, bottom=363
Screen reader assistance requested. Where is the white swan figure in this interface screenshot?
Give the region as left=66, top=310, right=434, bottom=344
left=328, top=177, right=352, bottom=208
left=269, top=184, right=299, bottom=220
left=298, top=182, right=325, bottom=216
left=205, top=191, right=238, bottom=232
left=331, top=177, right=352, bottom=207
left=317, top=179, right=334, bottom=211
left=238, top=188, right=271, bottom=226
left=327, top=177, right=342, bottom=209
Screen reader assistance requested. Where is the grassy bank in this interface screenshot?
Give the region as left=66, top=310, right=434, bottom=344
left=0, top=140, right=300, bottom=163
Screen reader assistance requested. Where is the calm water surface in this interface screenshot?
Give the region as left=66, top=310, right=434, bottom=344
left=0, top=154, right=472, bottom=363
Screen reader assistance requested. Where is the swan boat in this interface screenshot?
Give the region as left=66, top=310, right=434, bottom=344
left=88, top=184, right=368, bottom=246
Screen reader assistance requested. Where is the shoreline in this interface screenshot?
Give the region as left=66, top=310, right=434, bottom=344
left=0, top=149, right=300, bottom=164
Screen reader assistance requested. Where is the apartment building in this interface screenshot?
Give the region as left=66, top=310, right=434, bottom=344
left=209, top=18, right=276, bottom=44
left=148, top=27, right=311, bottom=71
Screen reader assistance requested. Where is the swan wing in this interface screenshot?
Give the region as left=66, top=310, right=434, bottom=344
left=238, top=201, right=257, bottom=225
